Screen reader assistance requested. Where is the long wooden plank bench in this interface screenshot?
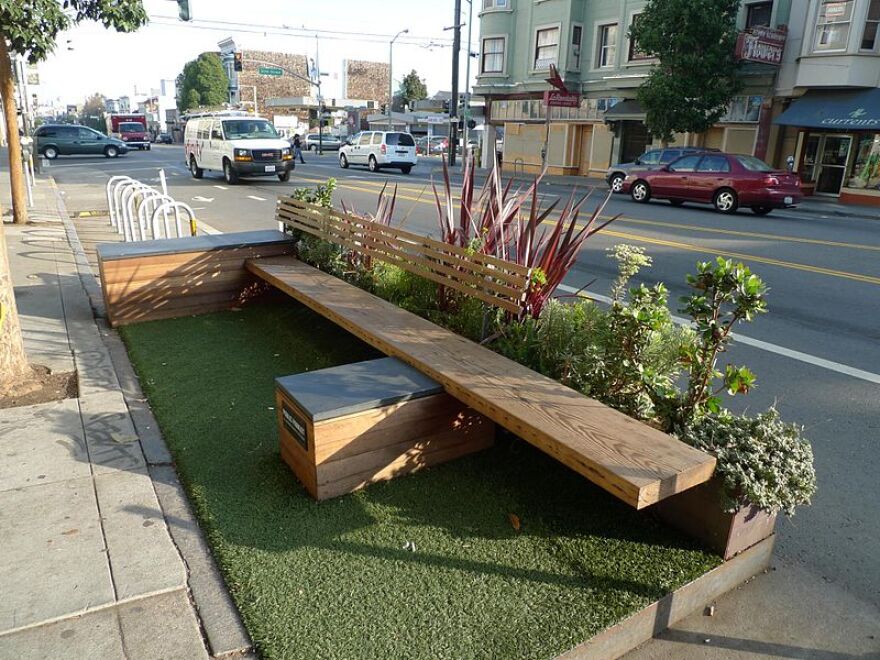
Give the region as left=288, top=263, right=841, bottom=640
left=246, top=255, right=716, bottom=510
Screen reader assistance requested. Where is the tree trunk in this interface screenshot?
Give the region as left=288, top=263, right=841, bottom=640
left=0, top=211, right=33, bottom=396
left=0, top=36, right=28, bottom=225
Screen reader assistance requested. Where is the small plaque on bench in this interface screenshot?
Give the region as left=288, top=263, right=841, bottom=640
left=275, top=357, right=495, bottom=500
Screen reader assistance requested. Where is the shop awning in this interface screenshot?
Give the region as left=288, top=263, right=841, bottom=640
left=603, top=99, right=645, bottom=121
left=774, top=89, right=880, bottom=130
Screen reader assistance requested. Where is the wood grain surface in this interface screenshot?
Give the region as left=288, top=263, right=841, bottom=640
left=252, top=256, right=716, bottom=509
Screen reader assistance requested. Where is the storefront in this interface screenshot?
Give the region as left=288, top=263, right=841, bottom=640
left=775, top=89, right=880, bottom=205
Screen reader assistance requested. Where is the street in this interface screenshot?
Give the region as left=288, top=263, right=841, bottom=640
left=52, top=144, right=880, bottom=613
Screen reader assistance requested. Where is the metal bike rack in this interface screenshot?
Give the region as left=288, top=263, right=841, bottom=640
left=106, top=175, right=134, bottom=231
left=138, top=192, right=178, bottom=239
left=150, top=201, right=197, bottom=239
left=106, top=170, right=198, bottom=242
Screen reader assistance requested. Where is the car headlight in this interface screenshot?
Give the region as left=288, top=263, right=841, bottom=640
left=281, top=147, right=292, bottom=160
left=234, top=148, right=252, bottom=161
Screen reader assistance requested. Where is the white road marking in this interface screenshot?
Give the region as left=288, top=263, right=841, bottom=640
left=195, top=219, right=222, bottom=235
left=213, top=185, right=228, bottom=190
left=556, top=284, right=880, bottom=386
left=190, top=207, right=206, bottom=211
left=192, top=196, right=214, bottom=202
left=247, top=195, right=268, bottom=202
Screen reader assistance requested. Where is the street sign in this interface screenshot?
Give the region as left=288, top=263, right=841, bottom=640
left=543, top=90, right=580, bottom=108
left=426, top=115, right=450, bottom=124
left=258, top=66, right=283, bottom=77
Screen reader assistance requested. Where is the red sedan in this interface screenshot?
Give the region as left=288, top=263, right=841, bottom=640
left=622, top=153, right=802, bottom=215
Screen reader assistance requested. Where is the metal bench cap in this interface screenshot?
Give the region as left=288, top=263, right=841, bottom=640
left=276, top=357, right=443, bottom=422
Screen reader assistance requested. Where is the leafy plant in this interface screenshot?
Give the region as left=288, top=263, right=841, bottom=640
left=684, top=408, right=817, bottom=515
left=292, top=178, right=337, bottom=208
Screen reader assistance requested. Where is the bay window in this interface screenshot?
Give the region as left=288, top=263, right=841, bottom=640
left=814, top=0, right=854, bottom=52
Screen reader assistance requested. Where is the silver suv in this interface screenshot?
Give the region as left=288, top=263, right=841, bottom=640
left=606, top=147, right=717, bottom=193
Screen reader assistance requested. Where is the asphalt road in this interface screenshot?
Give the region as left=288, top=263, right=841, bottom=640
left=51, top=144, right=880, bottom=611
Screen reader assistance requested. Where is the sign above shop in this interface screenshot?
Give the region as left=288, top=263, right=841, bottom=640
left=543, top=90, right=581, bottom=108
left=735, top=25, right=787, bottom=65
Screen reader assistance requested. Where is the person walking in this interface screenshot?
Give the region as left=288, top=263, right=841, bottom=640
left=292, top=134, right=306, bottom=164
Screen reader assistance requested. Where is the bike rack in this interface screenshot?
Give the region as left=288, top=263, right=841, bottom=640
left=106, top=172, right=198, bottom=242
left=122, top=183, right=155, bottom=242
left=106, top=175, right=134, bottom=230
left=150, top=201, right=196, bottom=239
left=138, top=192, right=178, bottom=239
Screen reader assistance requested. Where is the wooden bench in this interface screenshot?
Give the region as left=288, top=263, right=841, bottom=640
left=97, top=230, right=295, bottom=326
left=247, top=254, right=716, bottom=509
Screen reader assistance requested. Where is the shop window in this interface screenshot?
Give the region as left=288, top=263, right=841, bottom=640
left=850, top=134, right=880, bottom=190
left=814, top=0, right=854, bottom=52
left=628, top=13, right=651, bottom=60
left=481, top=37, right=506, bottom=74
left=721, top=96, right=763, bottom=123
left=571, top=24, right=583, bottom=70
left=746, top=2, right=773, bottom=28
left=534, top=27, right=560, bottom=70
left=597, top=23, right=618, bottom=68
left=862, top=0, right=880, bottom=50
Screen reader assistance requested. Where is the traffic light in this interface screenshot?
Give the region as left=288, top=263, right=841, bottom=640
left=467, top=119, right=477, bottom=130
left=176, top=0, right=191, bottom=21
left=233, top=52, right=243, bottom=72
left=442, top=99, right=450, bottom=113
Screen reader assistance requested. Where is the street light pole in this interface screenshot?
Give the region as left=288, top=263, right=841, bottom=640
left=448, top=0, right=462, bottom=167
left=389, top=29, right=409, bottom=130
left=462, top=0, right=473, bottom=171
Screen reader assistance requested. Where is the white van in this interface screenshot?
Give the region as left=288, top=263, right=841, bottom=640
left=338, top=131, right=418, bottom=174
left=184, top=113, right=294, bottom=184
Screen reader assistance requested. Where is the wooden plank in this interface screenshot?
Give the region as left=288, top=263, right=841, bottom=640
left=248, top=256, right=717, bottom=509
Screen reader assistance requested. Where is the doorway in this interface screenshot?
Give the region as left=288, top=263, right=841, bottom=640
left=813, top=135, right=853, bottom=196
left=620, top=121, right=649, bottom=164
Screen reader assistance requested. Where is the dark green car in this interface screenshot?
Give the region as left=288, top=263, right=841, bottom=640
left=34, top=124, right=129, bottom=160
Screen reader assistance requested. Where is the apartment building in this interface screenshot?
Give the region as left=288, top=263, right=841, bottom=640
left=474, top=0, right=880, bottom=204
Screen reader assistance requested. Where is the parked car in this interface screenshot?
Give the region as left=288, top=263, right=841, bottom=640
left=606, top=146, right=718, bottom=193
left=622, top=153, right=802, bottom=215
left=34, top=124, right=128, bottom=159
left=304, top=133, right=342, bottom=151
left=155, top=133, right=173, bottom=144
left=184, top=113, right=293, bottom=184
left=415, top=136, right=447, bottom=155
left=339, top=131, right=418, bottom=173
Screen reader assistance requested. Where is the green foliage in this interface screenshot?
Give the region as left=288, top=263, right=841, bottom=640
left=78, top=92, right=107, bottom=133
left=291, top=178, right=337, bottom=208
left=629, top=0, right=742, bottom=141
left=177, top=52, right=229, bottom=112
left=0, top=0, right=147, bottom=62
left=684, top=409, right=817, bottom=515
left=398, top=70, right=428, bottom=108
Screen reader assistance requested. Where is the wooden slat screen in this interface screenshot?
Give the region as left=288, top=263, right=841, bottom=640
left=276, top=198, right=531, bottom=315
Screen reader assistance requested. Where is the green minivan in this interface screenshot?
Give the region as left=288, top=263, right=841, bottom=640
left=34, top=124, right=129, bottom=159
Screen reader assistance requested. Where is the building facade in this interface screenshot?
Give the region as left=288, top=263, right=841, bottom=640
left=474, top=0, right=880, bottom=203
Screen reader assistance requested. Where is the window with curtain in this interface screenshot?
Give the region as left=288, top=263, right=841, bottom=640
left=481, top=38, right=505, bottom=73
left=597, top=24, right=618, bottom=67
left=534, top=27, right=560, bottom=69
left=814, top=0, right=854, bottom=52
left=862, top=0, right=880, bottom=50
left=746, top=2, right=773, bottom=28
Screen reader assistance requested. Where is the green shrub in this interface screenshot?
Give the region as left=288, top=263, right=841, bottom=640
left=684, top=408, right=817, bottom=515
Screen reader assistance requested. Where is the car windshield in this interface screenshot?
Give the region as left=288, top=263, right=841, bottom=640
left=735, top=155, right=774, bottom=172
left=222, top=120, right=279, bottom=140
left=386, top=133, right=415, bottom=146
left=119, top=123, right=142, bottom=133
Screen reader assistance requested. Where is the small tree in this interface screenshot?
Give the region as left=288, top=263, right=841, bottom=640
left=79, top=92, right=107, bottom=133
left=629, top=0, right=742, bottom=143
left=397, top=70, right=428, bottom=110
left=177, top=53, right=229, bottom=112
left=0, top=0, right=147, bottom=397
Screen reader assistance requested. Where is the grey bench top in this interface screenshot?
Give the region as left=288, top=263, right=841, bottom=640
left=276, top=357, right=444, bottom=422
left=97, top=230, right=293, bottom=261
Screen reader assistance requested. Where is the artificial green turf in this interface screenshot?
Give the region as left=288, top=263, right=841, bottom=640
left=120, top=296, right=722, bottom=660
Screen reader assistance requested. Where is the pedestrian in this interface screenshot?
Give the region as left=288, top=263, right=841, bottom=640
left=293, top=134, right=305, bottom=164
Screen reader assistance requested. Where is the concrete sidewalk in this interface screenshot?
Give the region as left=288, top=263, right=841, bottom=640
left=0, top=174, right=251, bottom=658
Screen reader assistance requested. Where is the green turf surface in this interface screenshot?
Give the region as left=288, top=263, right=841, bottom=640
left=121, top=296, right=721, bottom=660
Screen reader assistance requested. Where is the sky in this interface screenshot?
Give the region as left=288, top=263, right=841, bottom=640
left=35, top=0, right=480, bottom=107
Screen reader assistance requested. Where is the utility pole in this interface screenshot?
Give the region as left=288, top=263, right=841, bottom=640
left=461, top=0, right=473, bottom=171
left=315, top=35, right=323, bottom=156
left=389, top=29, right=409, bottom=130
left=448, top=0, right=462, bottom=167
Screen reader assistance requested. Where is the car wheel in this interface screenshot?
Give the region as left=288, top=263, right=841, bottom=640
left=146, top=144, right=151, bottom=151
left=277, top=170, right=291, bottom=182
left=189, top=156, right=203, bottom=179
left=104, top=145, right=119, bottom=158
left=401, top=165, right=412, bottom=174
left=630, top=180, right=651, bottom=203
left=751, top=206, right=773, bottom=216
left=713, top=188, right=738, bottom=214
left=368, top=155, right=379, bottom=172
left=609, top=173, right=625, bottom=193
left=223, top=159, right=239, bottom=184
left=43, top=146, right=59, bottom=160
left=670, top=199, right=685, bottom=207
left=340, top=154, right=349, bottom=169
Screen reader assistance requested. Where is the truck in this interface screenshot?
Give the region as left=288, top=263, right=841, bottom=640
left=106, top=113, right=150, bottom=150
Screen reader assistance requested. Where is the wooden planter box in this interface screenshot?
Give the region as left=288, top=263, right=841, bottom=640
left=275, top=358, right=495, bottom=500
left=654, top=477, right=777, bottom=560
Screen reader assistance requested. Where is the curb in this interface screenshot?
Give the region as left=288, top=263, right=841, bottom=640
left=51, top=177, right=254, bottom=659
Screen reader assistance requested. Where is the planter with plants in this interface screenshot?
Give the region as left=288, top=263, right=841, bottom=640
left=289, top=158, right=817, bottom=560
